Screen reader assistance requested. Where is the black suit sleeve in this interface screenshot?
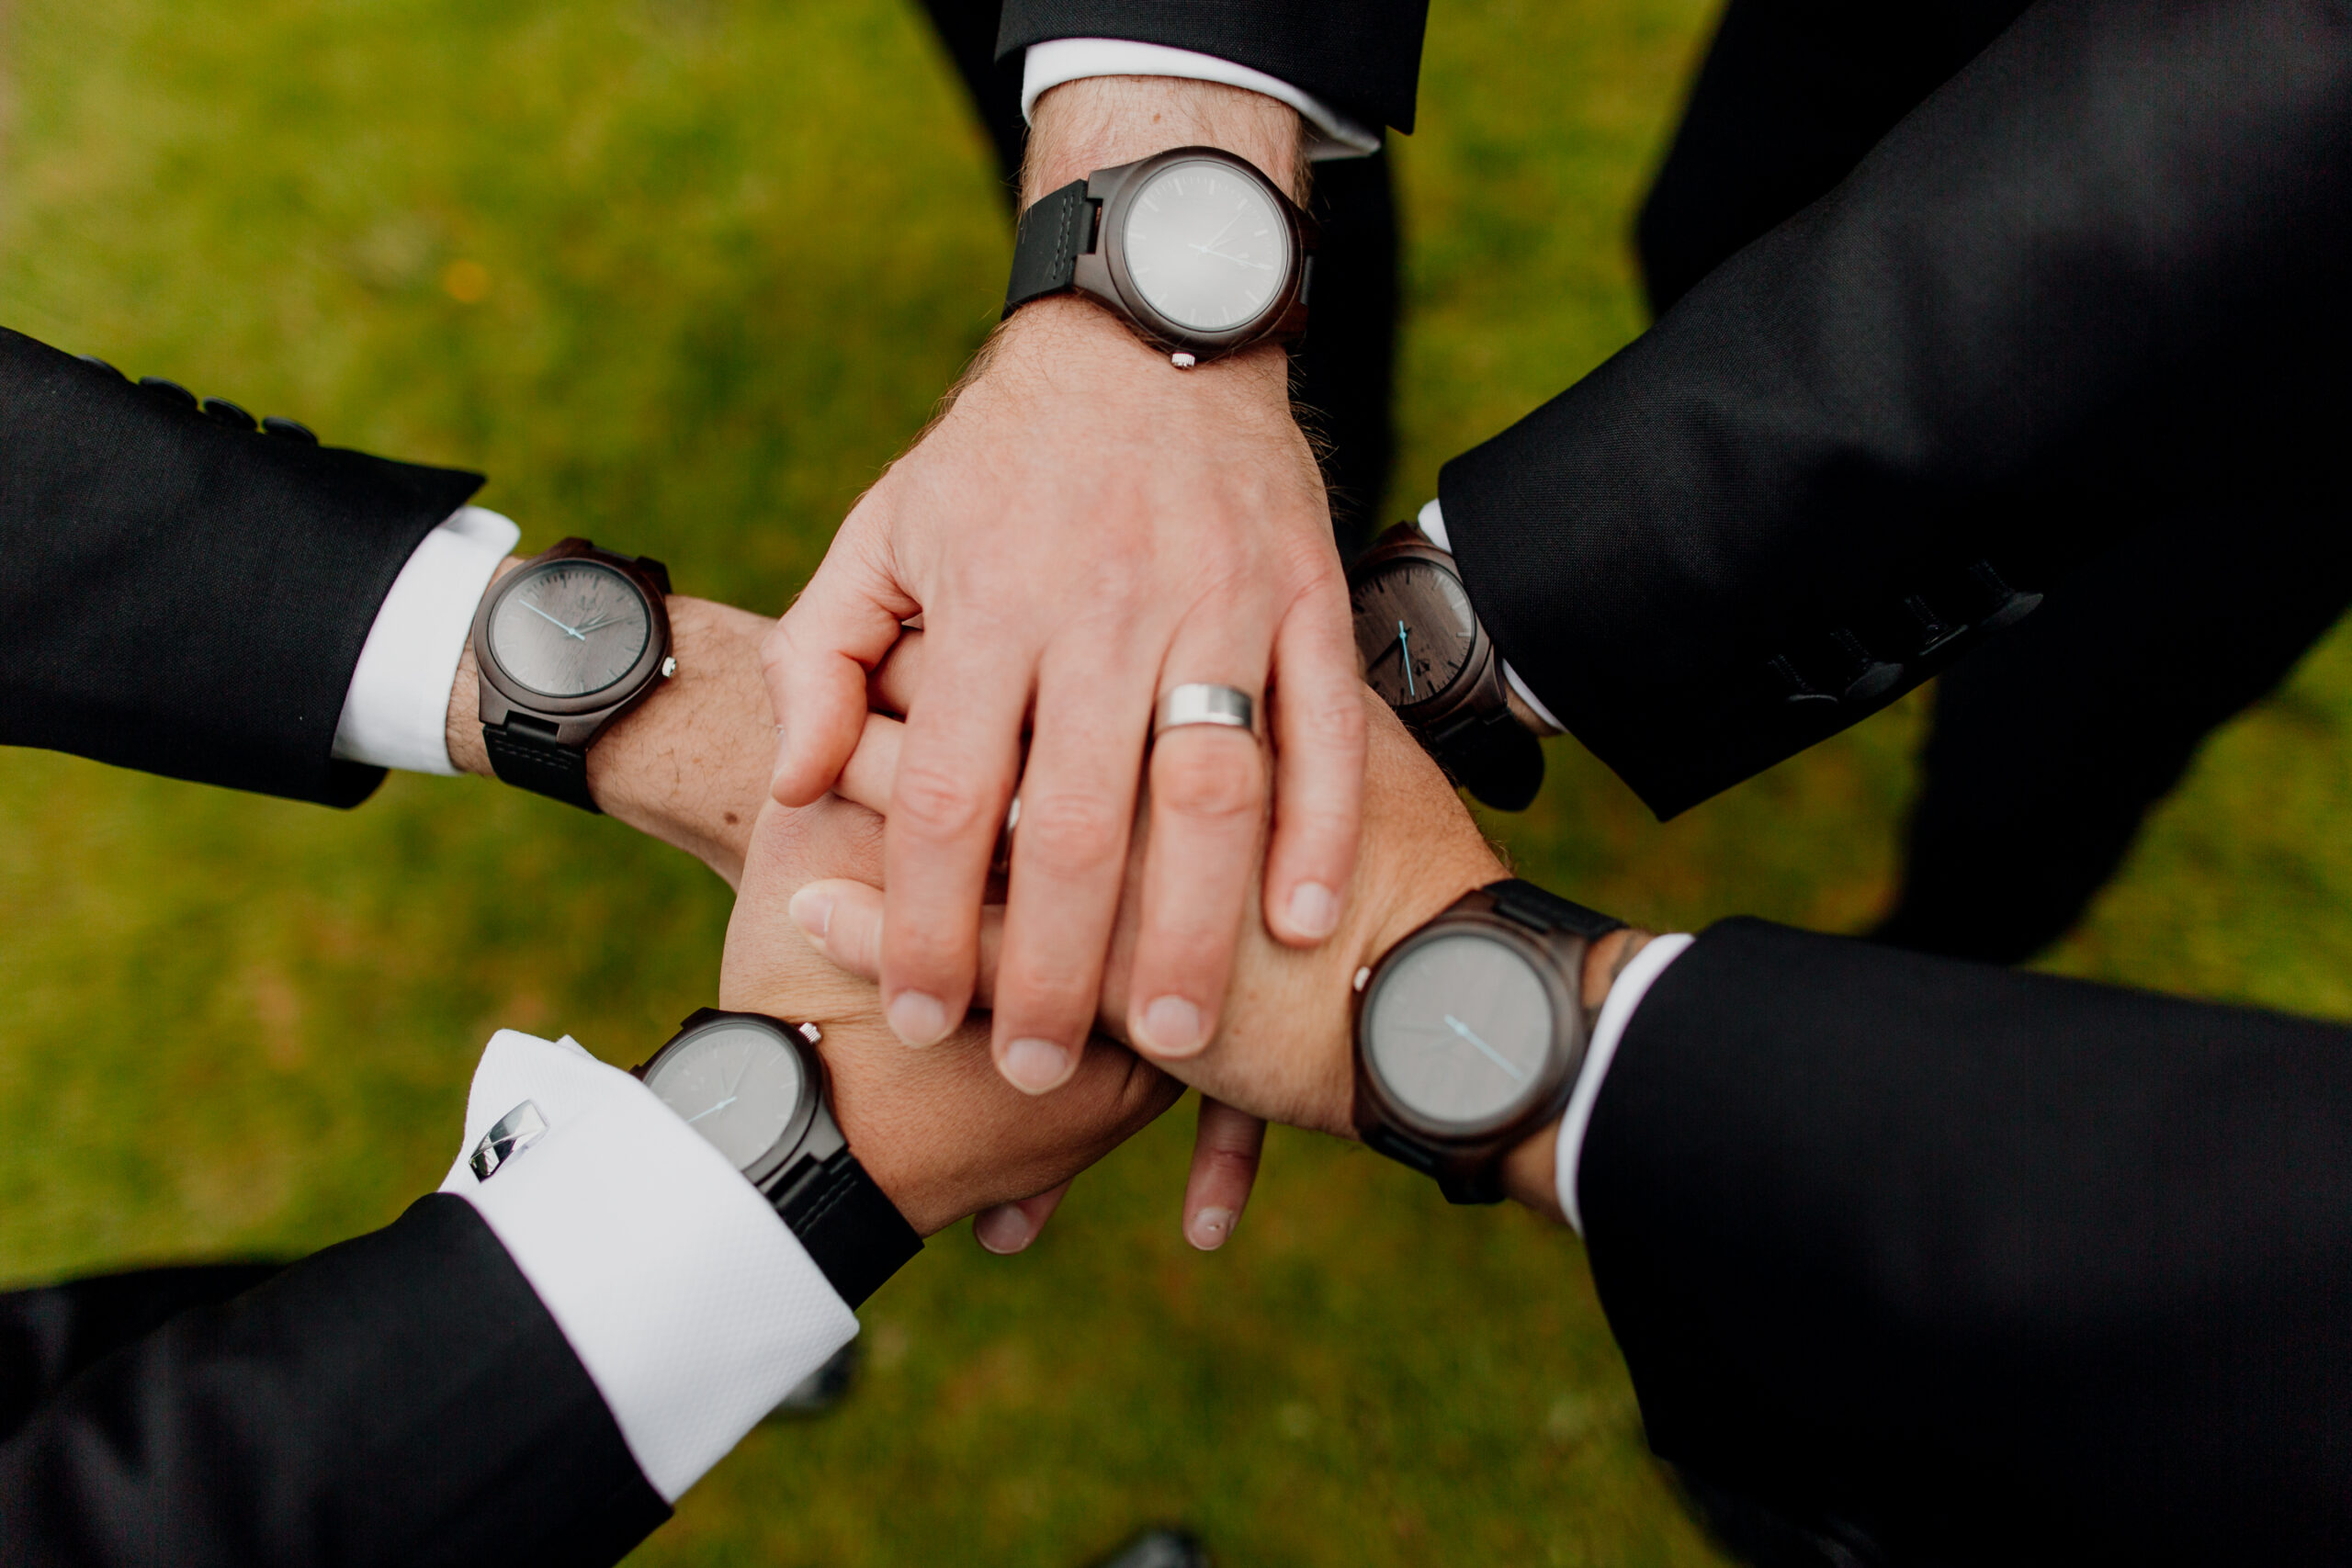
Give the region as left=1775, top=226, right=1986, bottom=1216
left=0, top=327, right=484, bottom=807
left=1442, top=0, right=2352, bottom=817
left=0, top=1195, right=666, bottom=1568
left=993, top=1, right=1430, bottom=133
left=1579, top=919, right=2352, bottom=1562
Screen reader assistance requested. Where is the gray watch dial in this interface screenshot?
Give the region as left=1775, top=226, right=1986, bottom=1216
left=1352, top=558, right=1479, bottom=710
left=1363, top=932, right=1559, bottom=1130
left=489, top=560, right=652, bottom=699
left=644, top=1021, right=806, bottom=1169
left=1122, top=159, right=1293, bottom=333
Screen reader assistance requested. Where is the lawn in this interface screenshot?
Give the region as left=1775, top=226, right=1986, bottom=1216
left=6, top=1, right=2352, bottom=1564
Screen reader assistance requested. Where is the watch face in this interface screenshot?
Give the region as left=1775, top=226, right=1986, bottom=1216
left=488, top=560, right=653, bottom=699
left=1352, top=558, right=1480, bottom=710
left=1364, top=931, right=1559, bottom=1132
left=644, top=1021, right=807, bottom=1169
left=1120, top=158, right=1294, bottom=335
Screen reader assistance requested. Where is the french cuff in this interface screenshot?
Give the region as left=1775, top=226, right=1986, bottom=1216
left=331, top=505, right=522, bottom=774
left=438, top=1029, right=856, bottom=1504
left=1555, top=934, right=1696, bottom=1235
left=1022, top=39, right=1381, bottom=161
left=1417, top=498, right=1567, bottom=733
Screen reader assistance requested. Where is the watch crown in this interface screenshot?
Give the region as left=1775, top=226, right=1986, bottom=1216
left=661, top=656, right=677, bottom=678
left=1170, top=352, right=1197, bottom=370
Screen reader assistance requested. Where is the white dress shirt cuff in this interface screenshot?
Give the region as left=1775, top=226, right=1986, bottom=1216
left=438, top=1029, right=857, bottom=1503
left=1415, top=498, right=1568, bottom=733
left=1555, top=932, right=1697, bottom=1235
left=331, top=505, right=521, bottom=775
left=1022, top=39, right=1382, bottom=161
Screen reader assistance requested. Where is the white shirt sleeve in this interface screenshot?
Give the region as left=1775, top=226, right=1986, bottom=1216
left=1554, top=932, right=1697, bottom=1235
left=331, top=505, right=522, bottom=775
left=1021, top=39, right=1382, bottom=161
left=437, top=1029, right=857, bottom=1504
left=1415, top=498, right=1569, bottom=734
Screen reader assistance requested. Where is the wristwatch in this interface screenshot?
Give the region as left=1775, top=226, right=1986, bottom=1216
left=471, top=537, right=675, bottom=812
left=1348, top=521, right=1550, bottom=811
left=634, top=1009, right=922, bottom=1308
left=1352, top=880, right=1624, bottom=1204
left=1003, top=146, right=1316, bottom=367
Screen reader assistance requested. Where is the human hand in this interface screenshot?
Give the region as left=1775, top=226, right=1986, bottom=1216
left=447, top=559, right=777, bottom=888
left=763, top=76, right=1366, bottom=1102
left=720, top=795, right=1182, bottom=1239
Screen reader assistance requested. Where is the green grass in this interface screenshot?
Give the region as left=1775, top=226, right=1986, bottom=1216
left=5, top=1, right=2349, bottom=1563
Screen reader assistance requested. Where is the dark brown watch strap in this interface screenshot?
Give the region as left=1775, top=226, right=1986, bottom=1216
left=483, top=720, right=599, bottom=813
left=1003, top=177, right=1095, bottom=318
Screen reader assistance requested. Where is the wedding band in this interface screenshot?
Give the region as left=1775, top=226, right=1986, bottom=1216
left=1155, top=683, right=1256, bottom=737
left=991, top=795, right=1021, bottom=873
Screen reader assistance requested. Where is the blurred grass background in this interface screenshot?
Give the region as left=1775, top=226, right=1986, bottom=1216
left=5, top=1, right=2351, bottom=1563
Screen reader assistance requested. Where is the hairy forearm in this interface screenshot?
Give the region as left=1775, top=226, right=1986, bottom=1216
left=1023, top=74, right=1306, bottom=207
left=447, top=559, right=776, bottom=886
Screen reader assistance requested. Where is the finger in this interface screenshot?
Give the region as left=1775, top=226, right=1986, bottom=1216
left=1123, top=614, right=1272, bottom=1062
left=838, top=712, right=903, bottom=817
left=973, top=1180, right=1073, bottom=1256
left=791, top=878, right=1009, bottom=1009
left=879, top=628, right=1031, bottom=1048
left=1261, top=583, right=1367, bottom=946
left=1182, top=1098, right=1266, bottom=1251
left=765, top=513, right=918, bottom=807
left=869, top=629, right=926, bottom=717
left=989, top=636, right=1156, bottom=1095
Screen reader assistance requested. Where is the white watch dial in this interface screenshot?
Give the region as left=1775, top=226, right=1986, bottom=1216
left=1121, top=159, right=1292, bottom=334
left=1364, top=933, right=1558, bottom=1131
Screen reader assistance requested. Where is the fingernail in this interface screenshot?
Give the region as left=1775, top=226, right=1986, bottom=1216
left=786, top=885, right=834, bottom=946
left=1001, top=1037, right=1074, bottom=1095
left=975, top=1204, right=1035, bottom=1255
left=1136, top=995, right=1204, bottom=1057
left=1189, top=1207, right=1237, bottom=1250
left=888, top=991, right=949, bottom=1047
left=1286, top=881, right=1340, bottom=940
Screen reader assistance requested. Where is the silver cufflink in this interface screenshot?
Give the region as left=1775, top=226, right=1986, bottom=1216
left=469, top=1100, right=548, bottom=1181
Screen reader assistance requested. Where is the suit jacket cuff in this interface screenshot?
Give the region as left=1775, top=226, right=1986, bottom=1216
left=331, top=506, right=520, bottom=775
left=1555, top=932, right=1695, bottom=1234
left=438, top=1029, right=857, bottom=1504
left=1021, top=39, right=1380, bottom=159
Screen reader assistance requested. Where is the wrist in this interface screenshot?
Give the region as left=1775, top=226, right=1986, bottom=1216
left=448, top=567, right=774, bottom=885
left=1023, top=74, right=1306, bottom=207
left=1497, top=929, right=1657, bottom=1221
left=985, top=293, right=1292, bottom=406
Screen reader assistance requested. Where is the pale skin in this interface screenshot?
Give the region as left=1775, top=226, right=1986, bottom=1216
left=792, top=635, right=1656, bottom=1236
left=763, top=76, right=1367, bottom=1103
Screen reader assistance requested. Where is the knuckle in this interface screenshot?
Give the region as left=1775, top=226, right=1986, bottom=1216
left=997, top=963, right=1099, bottom=1026
left=1199, top=1144, right=1261, bottom=1184
left=1154, top=741, right=1265, bottom=825
left=892, top=761, right=998, bottom=843
left=1015, top=789, right=1128, bottom=877
left=1292, top=688, right=1369, bottom=754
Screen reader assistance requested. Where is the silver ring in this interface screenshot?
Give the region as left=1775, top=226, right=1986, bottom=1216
left=1155, top=683, right=1256, bottom=737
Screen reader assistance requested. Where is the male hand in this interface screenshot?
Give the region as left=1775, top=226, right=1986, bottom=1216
left=721, top=795, right=1182, bottom=1241
left=447, top=560, right=778, bottom=888
left=763, top=77, right=1367, bottom=1100
left=797, top=641, right=1637, bottom=1233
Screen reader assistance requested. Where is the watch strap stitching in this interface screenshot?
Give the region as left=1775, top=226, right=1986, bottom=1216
left=483, top=721, right=600, bottom=813
left=1002, top=178, right=1092, bottom=318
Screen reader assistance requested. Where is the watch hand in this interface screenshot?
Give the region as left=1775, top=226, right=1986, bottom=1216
left=518, top=601, right=587, bottom=640
left=573, top=615, right=628, bottom=636
left=685, top=1095, right=738, bottom=1124
left=1398, top=621, right=1416, bottom=699
left=1443, top=1014, right=1528, bottom=1084
left=1187, top=243, right=1276, bottom=270
left=723, top=1045, right=754, bottom=1099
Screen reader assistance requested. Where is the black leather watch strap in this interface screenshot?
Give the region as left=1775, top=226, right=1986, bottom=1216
left=1430, top=710, right=1546, bottom=812
left=773, top=1150, right=923, bottom=1309
left=1483, top=878, right=1625, bottom=942
left=483, top=720, right=600, bottom=814
left=1002, top=177, right=1094, bottom=318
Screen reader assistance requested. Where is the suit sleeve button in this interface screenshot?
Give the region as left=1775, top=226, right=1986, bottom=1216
left=261, top=415, right=320, bottom=444
left=200, top=397, right=258, bottom=431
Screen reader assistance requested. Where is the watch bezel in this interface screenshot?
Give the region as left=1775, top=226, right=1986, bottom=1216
left=1088, top=147, right=1314, bottom=356
left=636, top=1009, right=831, bottom=1193
left=476, top=551, right=671, bottom=716
left=1355, top=907, right=1586, bottom=1145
